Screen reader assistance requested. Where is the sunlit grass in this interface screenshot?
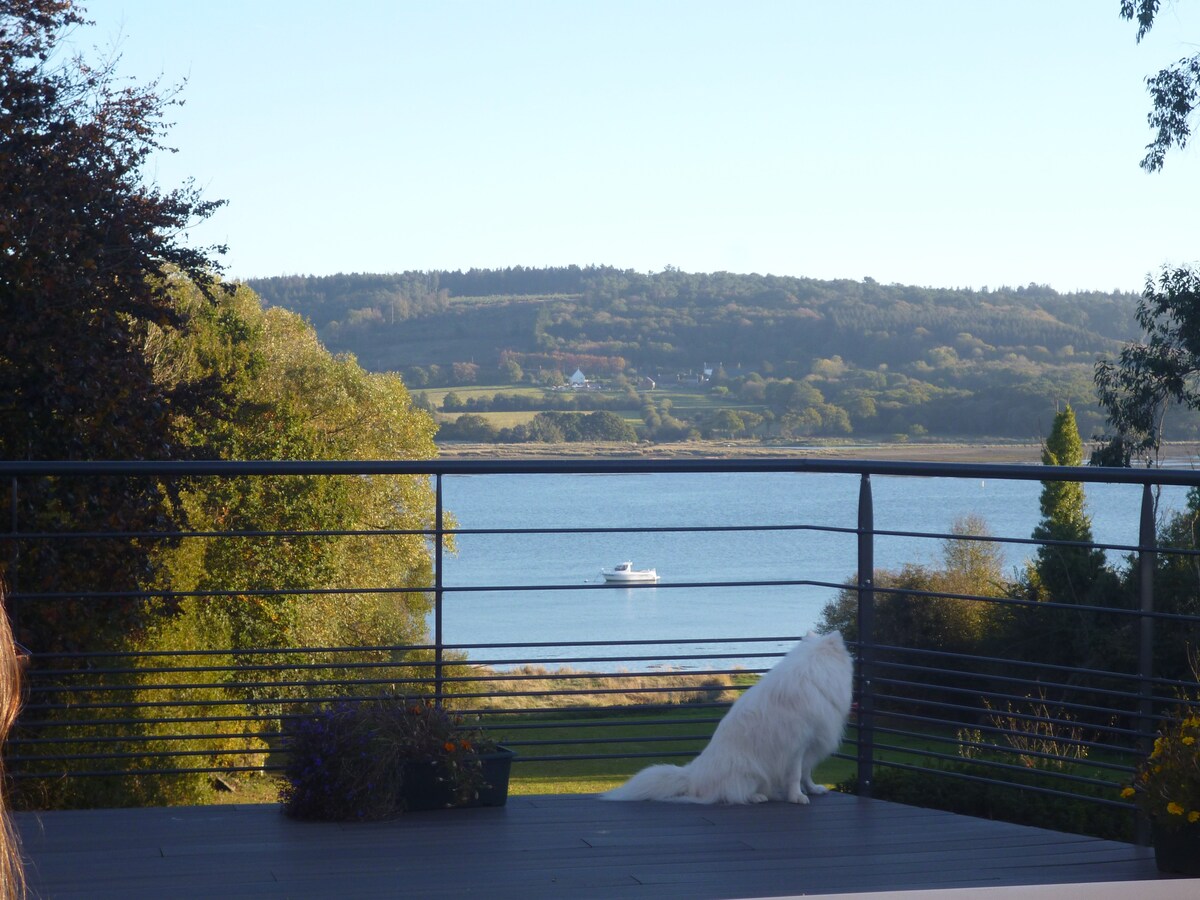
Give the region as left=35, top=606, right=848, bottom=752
left=436, top=410, right=538, bottom=428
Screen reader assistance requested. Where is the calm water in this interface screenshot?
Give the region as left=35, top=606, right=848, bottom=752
left=432, top=470, right=1195, bottom=671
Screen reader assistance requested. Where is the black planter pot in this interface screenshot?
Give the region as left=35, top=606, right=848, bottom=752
left=399, top=746, right=515, bottom=812
left=1152, top=819, right=1200, bottom=876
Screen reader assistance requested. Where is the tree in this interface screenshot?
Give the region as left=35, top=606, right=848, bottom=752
left=451, top=362, right=479, bottom=384
left=705, top=409, right=746, bottom=438
left=578, top=410, right=638, bottom=442
left=819, top=515, right=1005, bottom=653
left=1148, top=495, right=1200, bottom=679
left=1120, top=1, right=1200, bottom=171
left=1000, top=405, right=1126, bottom=672
left=940, top=514, right=1006, bottom=606
left=17, top=278, right=444, bottom=808
left=1030, top=405, right=1107, bottom=604
left=145, top=277, right=440, bottom=653
left=498, top=356, right=524, bottom=383
left=440, top=413, right=498, bottom=441
left=0, top=0, right=226, bottom=652
left=1094, top=267, right=1200, bottom=464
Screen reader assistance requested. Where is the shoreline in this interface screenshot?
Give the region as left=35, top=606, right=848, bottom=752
left=434, top=439, right=1200, bottom=465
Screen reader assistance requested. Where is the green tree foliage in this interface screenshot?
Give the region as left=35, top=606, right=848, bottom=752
left=0, top=0, right=226, bottom=653
left=15, top=278, right=444, bottom=809
left=988, top=408, right=1128, bottom=673
left=1150, top=494, right=1200, bottom=678
left=1029, top=405, right=1107, bottom=604
left=704, top=408, right=748, bottom=438
left=1120, top=0, right=1200, bottom=171
left=507, top=411, right=637, bottom=443
left=146, top=277, right=440, bottom=655
left=1094, top=267, right=1200, bottom=464
left=439, top=413, right=499, bottom=442
left=1090, top=7, right=1200, bottom=459
left=819, top=515, right=1003, bottom=653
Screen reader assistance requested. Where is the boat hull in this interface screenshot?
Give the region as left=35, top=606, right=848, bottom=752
left=602, top=570, right=659, bottom=584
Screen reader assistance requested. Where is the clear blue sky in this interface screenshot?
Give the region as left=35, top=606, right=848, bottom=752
left=78, top=1, right=1200, bottom=292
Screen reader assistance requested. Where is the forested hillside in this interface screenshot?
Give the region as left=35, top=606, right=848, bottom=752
left=248, top=267, right=1181, bottom=442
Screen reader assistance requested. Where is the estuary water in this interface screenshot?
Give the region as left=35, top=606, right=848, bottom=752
left=432, top=469, right=1195, bottom=671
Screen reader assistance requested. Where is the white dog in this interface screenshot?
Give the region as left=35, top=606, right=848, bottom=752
left=601, top=631, right=854, bottom=804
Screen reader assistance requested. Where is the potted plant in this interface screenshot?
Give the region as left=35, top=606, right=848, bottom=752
left=1124, top=696, right=1200, bottom=875
left=280, top=697, right=513, bottom=821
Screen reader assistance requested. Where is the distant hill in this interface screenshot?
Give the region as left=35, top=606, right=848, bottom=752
left=247, top=267, right=1174, bottom=441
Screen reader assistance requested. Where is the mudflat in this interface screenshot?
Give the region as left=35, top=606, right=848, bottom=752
left=435, top=440, right=1200, bottom=464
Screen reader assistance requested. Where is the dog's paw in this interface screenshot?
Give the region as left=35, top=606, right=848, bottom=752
left=749, top=792, right=769, bottom=804
left=806, top=783, right=830, bottom=796
left=786, top=790, right=810, bottom=805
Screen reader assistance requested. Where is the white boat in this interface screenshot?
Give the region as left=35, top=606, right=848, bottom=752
left=601, top=561, right=659, bottom=584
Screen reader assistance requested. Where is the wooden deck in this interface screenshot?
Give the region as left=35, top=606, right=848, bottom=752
left=12, top=792, right=1182, bottom=899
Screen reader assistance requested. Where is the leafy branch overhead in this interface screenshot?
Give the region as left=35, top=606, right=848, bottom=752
left=1120, top=0, right=1200, bottom=170
left=1094, top=267, right=1200, bottom=463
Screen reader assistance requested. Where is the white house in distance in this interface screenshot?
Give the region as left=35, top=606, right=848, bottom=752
left=569, top=368, right=587, bottom=387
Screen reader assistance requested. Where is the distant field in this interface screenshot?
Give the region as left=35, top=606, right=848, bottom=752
left=446, top=293, right=580, bottom=306
left=421, top=384, right=545, bottom=408
left=423, top=384, right=764, bottom=414
left=630, top=386, right=766, bottom=419
left=425, top=381, right=775, bottom=443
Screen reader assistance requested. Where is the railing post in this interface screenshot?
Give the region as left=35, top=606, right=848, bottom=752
left=1135, top=482, right=1156, bottom=844
left=434, top=473, right=445, bottom=707
left=856, top=473, right=876, bottom=798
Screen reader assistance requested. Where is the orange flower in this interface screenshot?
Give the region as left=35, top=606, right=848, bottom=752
left=459, top=739, right=473, bottom=751
left=443, top=741, right=456, bottom=754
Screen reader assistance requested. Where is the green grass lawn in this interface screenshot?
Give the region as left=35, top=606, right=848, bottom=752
left=508, top=750, right=856, bottom=796
left=498, top=712, right=902, bottom=796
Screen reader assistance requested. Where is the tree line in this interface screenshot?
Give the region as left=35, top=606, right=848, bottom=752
left=250, top=268, right=1177, bottom=442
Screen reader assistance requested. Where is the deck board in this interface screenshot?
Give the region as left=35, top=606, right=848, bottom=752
left=13, top=792, right=1176, bottom=899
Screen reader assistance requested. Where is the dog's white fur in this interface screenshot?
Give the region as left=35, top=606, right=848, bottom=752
left=601, top=631, right=853, bottom=804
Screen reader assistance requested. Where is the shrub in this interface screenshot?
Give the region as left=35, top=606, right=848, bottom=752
left=280, top=697, right=499, bottom=821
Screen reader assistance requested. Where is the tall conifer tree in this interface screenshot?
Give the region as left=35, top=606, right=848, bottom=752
left=1031, top=405, right=1106, bottom=604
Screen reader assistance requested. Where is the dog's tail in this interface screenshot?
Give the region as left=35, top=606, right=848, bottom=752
left=600, top=764, right=693, bottom=802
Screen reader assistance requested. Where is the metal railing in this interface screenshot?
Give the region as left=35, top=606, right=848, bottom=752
left=2, top=457, right=1198, bottom=839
